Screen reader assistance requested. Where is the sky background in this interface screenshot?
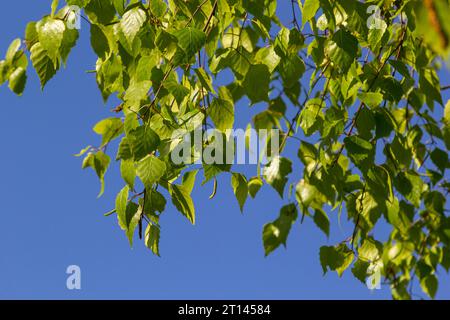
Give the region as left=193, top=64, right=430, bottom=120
left=0, top=1, right=449, bottom=300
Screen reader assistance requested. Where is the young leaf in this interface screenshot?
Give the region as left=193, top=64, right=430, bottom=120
left=150, top=0, right=167, bottom=18
left=173, top=27, right=206, bottom=65
left=136, top=155, right=166, bottom=189
left=30, top=42, right=59, bottom=89
left=36, top=17, right=65, bottom=62
left=145, top=223, right=161, bottom=256
left=344, top=136, right=374, bottom=172
left=300, top=0, right=320, bottom=26
left=231, top=173, right=248, bottom=212
left=208, top=96, right=234, bottom=132
left=120, top=159, right=136, bottom=190
left=115, top=185, right=129, bottom=231
left=128, top=126, right=161, bottom=161
left=5, top=38, right=22, bottom=62
left=93, top=117, right=124, bottom=146
left=243, top=64, right=270, bottom=104
left=8, top=67, right=27, bottom=95
left=320, top=244, right=354, bottom=277
left=248, top=177, right=263, bottom=198
left=120, top=7, right=146, bottom=45
left=326, top=29, right=358, bottom=73
left=263, top=203, right=298, bottom=256
left=358, top=92, right=383, bottom=109
left=420, top=274, right=438, bottom=299
left=263, top=156, right=292, bottom=198
left=170, top=184, right=195, bottom=225
left=82, top=151, right=111, bottom=197
left=313, top=208, right=330, bottom=237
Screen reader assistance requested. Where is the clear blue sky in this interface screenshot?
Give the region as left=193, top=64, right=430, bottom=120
left=0, top=1, right=449, bottom=300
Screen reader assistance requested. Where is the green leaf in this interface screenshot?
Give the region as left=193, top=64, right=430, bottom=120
left=114, top=190, right=141, bottom=246
left=5, top=38, right=22, bottom=62
left=164, top=79, right=189, bottom=105
left=24, top=22, right=38, bottom=48
left=263, top=203, right=298, bottom=256
left=351, top=259, right=370, bottom=284
left=202, top=163, right=230, bottom=185
left=299, top=98, right=324, bottom=136
left=51, top=0, right=59, bottom=16
left=313, top=208, right=330, bottom=237
left=128, top=125, right=161, bottom=161
left=194, top=67, right=215, bottom=94
left=60, top=27, right=78, bottom=65
left=143, top=189, right=167, bottom=215
left=254, top=46, right=280, bottom=73
left=67, top=0, right=92, bottom=7
left=301, top=0, right=320, bottom=26
left=8, top=67, right=27, bottom=95
left=358, top=238, right=380, bottom=262
left=170, top=184, right=195, bottom=224
left=116, top=185, right=130, bottom=231
left=277, top=53, right=305, bottom=88
left=442, top=248, right=450, bottom=272
left=96, top=54, right=123, bottom=101
left=208, top=95, right=234, bottom=132
left=298, top=140, right=317, bottom=167
left=344, top=136, right=374, bottom=172
left=444, top=100, right=450, bottom=149
left=82, top=151, right=110, bottom=197
left=320, top=244, right=354, bottom=276
left=120, top=159, right=136, bottom=189
left=358, top=92, right=383, bottom=109
left=243, top=64, right=270, bottom=104
left=420, top=274, right=438, bottom=299
left=0, top=61, right=7, bottom=85
left=145, top=223, right=161, bottom=256
left=90, top=24, right=110, bottom=59
left=93, top=117, right=123, bottom=146
left=430, top=148, right=448, bottom=173
left=419, top=68, right=443, bottom=106
left=263, top=156, right=292, bottom=198
left=150, top=0, right=167, bottom=17
left=125, top=202, right=140, bottom=246
left=155, top=30, right=178, bottom=60
left=379, top=76, right=403, bottom=102
left=182, top=170, right=198, bottom=194
left=296, top=179, right=327, bottom=209
left=395, top=171, right=424, bottom=208
left=117, top=137, right=133, bottom=160
left=326, top=29, right=359, bottom=73
left=85, top=0, right=116, bottom=25
left=120, top=7, right=146, bottom=45
left=253, top=110, right=279, bottom=131
left=136, top=155, right=166, bottom=189
left=367, top=20, right=387, bottom=52
left=248, top=177, right=263, bottom=198
left=30, top=42, right=59, bottom=89
left=374, top=109, right=394, bottom=139
left=36, top=17, right=65, bottom=62
left=173, top=27, right=206, bottom=65
left=111, top=0, right=126, bottom=15
left=231, top=173, right=248, bottom=212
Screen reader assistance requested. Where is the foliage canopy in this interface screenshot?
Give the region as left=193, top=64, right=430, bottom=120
left=1, top=0, right=450, bottom=299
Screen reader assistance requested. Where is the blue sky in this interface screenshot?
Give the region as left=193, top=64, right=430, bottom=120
left=0, top=1, right=449, bottom=300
